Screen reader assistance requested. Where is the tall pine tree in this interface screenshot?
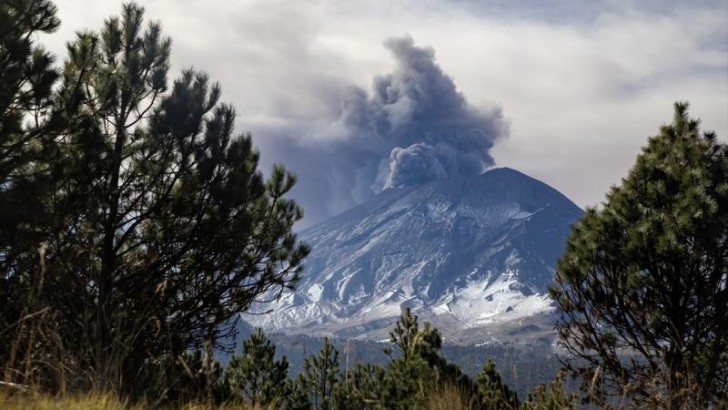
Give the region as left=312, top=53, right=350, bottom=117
left=380, top=308, right=472, bottom=409
left=0, top=2, right=309, bottom=394
left=0, top=0, right=63, bottom=387
left=300, top=337, right=341, bottom=410
left=225, top=328, right=289, bottom=407
left=475, top=360, right=519, bottom=409
left=550, top=102, right=727, bottom=407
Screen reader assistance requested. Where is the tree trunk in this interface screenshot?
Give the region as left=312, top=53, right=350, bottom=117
left=95, top=117, right=126, bottom=391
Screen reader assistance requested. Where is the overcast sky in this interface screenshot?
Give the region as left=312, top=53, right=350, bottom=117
left=47, top=0, right=728, bottom=228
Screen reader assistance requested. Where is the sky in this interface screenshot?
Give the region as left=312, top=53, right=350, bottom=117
left=46, top=0, right=728, bottom=228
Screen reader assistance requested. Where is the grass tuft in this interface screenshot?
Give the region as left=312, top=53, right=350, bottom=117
left=0, top=389, right=137, bottom=410
left=0, top=388, right=280, bottom=410
left=423, top=382, right=477, bottom=410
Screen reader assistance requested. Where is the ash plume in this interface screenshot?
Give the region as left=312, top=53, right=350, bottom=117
left=260, top=36, right=508, bottom=227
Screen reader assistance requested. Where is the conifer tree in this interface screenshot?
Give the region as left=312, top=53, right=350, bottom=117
left=300, top=337, right=341, bottom=410
left=385, top=308, right=442, bottom=366
left=0, top=0, right=63, bottom=386
left=333, top=363, right=386, bottom=410
left=379, top=308, right=472, bottom=409
left=283, top=374, right=313, bottom=410
left=475, top=359, right=519, bottom=409
left=0, top=2, right=309, bottom=393
left=0, top=0, right=59, bottom=192
left=225, top=328, right=289, bottom=407
left=521, top=370, right=576, bottom=410
left=550, top=102, right=727, bottom=407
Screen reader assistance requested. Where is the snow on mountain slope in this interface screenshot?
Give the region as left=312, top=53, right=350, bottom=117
left=241, top=168, right=583, bottom=343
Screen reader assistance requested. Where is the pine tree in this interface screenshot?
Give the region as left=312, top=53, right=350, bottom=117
left=0, top=0, right=64, bottom=386
left=521, top=370, right=576, bottom=410
left=300, top=337, right=341, bottom=410
left=475, top=359, right=519, bottom=409
left=283, top=374, right=313, bottom=410
left=333, top=363, right=386, bottom=410
left=550, top=102, right=727, bottom=407
left=225, top=328, right=289, bottom=407
left=385, top=308, right=442, bottom=366
left=0, top=2, right=309, bottom=394
left=380, top=308, right=467, bottom=409
left=0, top=0, right=59, bottom=188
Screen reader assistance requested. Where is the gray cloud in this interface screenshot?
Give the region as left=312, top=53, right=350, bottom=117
left=50, top=0, right=727, bottom=229
left=264, top=36, right=506, bottom=226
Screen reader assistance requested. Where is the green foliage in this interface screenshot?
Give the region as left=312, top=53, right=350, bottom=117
left=301, top=337, right=341, bottom=410
left=384, top=308, right=442, bottom=366
left=0, top=0, right=63, bottom=388
left=475, top=359, right=519, bottom=409
left=380, top=308, right=478, bottom=409
left=334, top=363, right=386, bottom=410
left=279, top=337, right=343, bottom=410
left=0, top=1, right=309, bottom=396
left=282, top=374, right=313, bottom=410
left=225, top=328, right=289, bottom=407
left=380, top=353, right=430, bottom=409
left=0, top=0, right=60, bottom=181
left=550, top=102, right=728, bottom=407
left=521, top=370, right=576, bottom=410
left=271, top=311, right=525, bottom=410
left=380, top=309, right=437, bottom=409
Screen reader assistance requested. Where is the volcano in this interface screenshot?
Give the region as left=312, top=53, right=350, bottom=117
left=242, top=167, right=583, bottom=345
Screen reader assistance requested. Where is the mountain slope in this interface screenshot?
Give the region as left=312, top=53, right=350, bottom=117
left=242, top=168, right=583, bottom=344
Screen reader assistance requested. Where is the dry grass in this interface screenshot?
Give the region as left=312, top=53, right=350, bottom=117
left=423, top=383, right=477, bottom=410
left=0, top=387, right=479, bottom=410
left=0, top=388, right=279, bottom=410
left=0, top=389, right=137, bottom=410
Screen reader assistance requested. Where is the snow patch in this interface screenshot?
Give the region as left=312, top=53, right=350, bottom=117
left=307, top=284, right=323, bottom=302
left=444, top=271, right=554, bottom=327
